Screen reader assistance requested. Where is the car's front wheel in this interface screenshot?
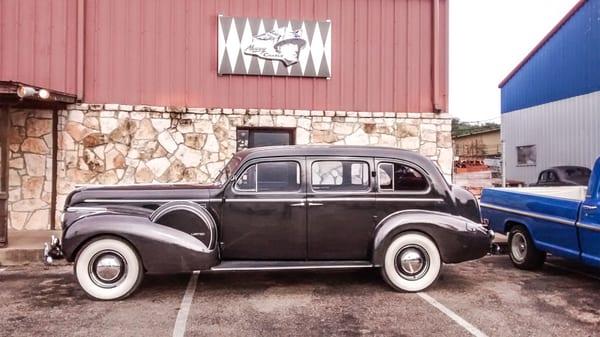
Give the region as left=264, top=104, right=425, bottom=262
left=75, top=236, right=144, bottom=300
left=381, top=232, right=442, bottom=292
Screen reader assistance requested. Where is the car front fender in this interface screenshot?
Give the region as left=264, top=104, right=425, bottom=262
left=62, top=212, right=219, bottom=273
left=371, top=210, right=491, bottom=266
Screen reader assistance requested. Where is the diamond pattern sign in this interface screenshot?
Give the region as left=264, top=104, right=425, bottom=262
left=218, top=16, right=332, bottom=78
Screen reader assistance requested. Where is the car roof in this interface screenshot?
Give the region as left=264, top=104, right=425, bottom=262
left=235, top=145, right=433, bottom=166
left=549, top=166, right=590, bottom=171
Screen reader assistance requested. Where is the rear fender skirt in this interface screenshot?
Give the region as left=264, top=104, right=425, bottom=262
left=150, top=201, right=218, bottom=250
left=371, top=210, right=490, bottom=265
left=62, top=213, right=219, bottom=273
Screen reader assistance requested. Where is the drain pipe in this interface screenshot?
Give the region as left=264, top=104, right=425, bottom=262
left=432, top=0, right=442, bottom=112
left=76, top=0, right=86, bottom=100
left=502, top=139, right=507, bottom=187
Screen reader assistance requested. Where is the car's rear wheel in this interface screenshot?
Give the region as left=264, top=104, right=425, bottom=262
left=508, top=225, right=546, bottom=270
left=75, top=236, right=144, bottom=300
left=381, top=232, right=442, bottom=292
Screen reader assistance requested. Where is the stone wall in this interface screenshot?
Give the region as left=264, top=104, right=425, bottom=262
left=7, top=109, right=54, bottom=230
left=9, top=103, right=453, bottom=230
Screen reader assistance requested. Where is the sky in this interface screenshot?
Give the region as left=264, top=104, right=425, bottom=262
left=449, top=0, right=580, bottom=122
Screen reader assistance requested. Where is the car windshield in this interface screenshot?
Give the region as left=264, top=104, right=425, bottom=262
left=215, top=156, right=243, bottom=186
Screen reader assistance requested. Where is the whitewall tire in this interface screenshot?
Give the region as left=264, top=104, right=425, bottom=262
left=381, top=232, right=442, bottom=292
left=75, top=237, right=144, bottom=300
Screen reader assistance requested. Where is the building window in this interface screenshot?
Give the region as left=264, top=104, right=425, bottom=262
left=311, top=161, right=370, bottom=192
left=236, top=127, right=295, bottom=151
left=516, top=145, right=536, bottom=166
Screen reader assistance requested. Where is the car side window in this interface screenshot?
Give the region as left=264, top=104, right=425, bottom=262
left=539, top=171, right=548, bottom=183
left=235, top=161, right=300, bottom=192
left=547, top=171, right=558, bottom=182
left=311, top=161, right=369, bottom=192
left=378, top=162, right=428, bottom=192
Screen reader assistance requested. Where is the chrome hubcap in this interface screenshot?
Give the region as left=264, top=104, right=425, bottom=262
left=96, top=255, right=122, bottom=282
left=395, top=245, right=429, bottom=280
left=89, top=251, right=127, bottom=288
left=511, top=233, right=527, bottom=262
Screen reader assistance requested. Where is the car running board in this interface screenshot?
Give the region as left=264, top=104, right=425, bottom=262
left=210, top=260, right=374, bottom=271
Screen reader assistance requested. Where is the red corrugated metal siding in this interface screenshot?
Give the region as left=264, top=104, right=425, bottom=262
left=0, top=0, right=78, bottom=94
left=0, top=0, right=448, bottom=112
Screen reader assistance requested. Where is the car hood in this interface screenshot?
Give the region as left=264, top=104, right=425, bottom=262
left=65, top=183, right=220, bottom=208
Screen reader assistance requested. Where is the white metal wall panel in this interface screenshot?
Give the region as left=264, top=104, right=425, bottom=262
left=502, top=90, right=600, bottom=184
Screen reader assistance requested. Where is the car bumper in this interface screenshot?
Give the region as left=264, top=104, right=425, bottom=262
left=441, top=227, right=494, bottom=264
left=43, top=235, right=64, bottom=265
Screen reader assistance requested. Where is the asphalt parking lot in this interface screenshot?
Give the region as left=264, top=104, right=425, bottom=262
left=1, top=255, right=599, bottom=337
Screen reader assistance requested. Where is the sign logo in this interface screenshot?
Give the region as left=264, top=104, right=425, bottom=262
left=218, top=16, right=331, bottom=78
left=244, top=27, right=307, bottom=66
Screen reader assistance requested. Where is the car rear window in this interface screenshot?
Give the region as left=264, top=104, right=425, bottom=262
left=378, top=162, right=428, bottom=192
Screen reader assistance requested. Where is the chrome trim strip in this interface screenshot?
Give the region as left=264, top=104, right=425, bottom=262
left=210, top=264, right=374, bottom=271
left=225, top=198, right=305, bottom=203
left=75, top=182, right=213, bottom=188
left=576, top=222, right=600, bottom=232
left=67, top=206, right=108, bottom=212
left=308, top=197, right=444, bottom=203
left=479, top=202, right=574, bottom=226
left=376, top=198, right=444, bottom=203
left=310, top=197, right=375, bottom=202
left=85, top=197, right=445, bottom=204
left=84, top=199, right=212, bottom=203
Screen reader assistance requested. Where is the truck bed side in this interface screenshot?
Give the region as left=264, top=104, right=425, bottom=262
left=481, top=188, right=582, bottom=260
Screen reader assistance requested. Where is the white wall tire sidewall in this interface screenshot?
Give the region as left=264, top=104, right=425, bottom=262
left=383, top=233, right=441, bottom=292
left=75, top=238, right=141, bottom=300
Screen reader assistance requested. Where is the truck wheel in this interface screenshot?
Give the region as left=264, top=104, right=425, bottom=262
left=75, top=236, right=144, bottom=300
left=508, top=225, right=546, bottom=270
left=381, top=232, right=442, bottom=292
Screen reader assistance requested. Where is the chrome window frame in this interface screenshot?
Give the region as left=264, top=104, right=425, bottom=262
left=377, top=162, right=395, bottom=192
left=309, top=160, right=371, bottom=194
left=375, top=160, right=432, bottom=195
left=234, top=164, right=258, bottom=192
left=232, top=159, right=303, bottom=195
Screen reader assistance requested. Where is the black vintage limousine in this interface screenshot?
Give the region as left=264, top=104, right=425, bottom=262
left=45, top=145, right=493, bottom=300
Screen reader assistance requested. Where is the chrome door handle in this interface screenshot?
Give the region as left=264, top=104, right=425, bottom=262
left=289, top=202, right=306, bottom=207
left=583, top=205, right=598, bottom=210
left=308, top=202, right=323, bottom=207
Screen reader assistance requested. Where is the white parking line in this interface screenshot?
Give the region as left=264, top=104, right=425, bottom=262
left=546, top=262, right=600, bottom=282
left=172, top=271, right=200, bottom=337
left=417, top=292, right=489, bottom=337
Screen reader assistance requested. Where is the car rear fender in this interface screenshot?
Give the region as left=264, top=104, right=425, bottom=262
left=371, top=210, right=490, bottom=265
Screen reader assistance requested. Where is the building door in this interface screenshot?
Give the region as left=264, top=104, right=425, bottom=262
left=0, top=108, right=8, bottom=246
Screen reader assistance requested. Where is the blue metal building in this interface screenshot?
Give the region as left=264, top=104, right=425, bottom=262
left=499, top=0, right=600, bottom=184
